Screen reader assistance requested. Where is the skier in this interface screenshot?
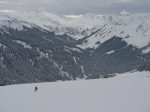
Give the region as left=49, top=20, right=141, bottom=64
left=34, top=86, right=38, bottom=92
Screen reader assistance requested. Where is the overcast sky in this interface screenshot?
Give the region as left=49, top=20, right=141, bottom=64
left=0, top=0, right=150, bottom=14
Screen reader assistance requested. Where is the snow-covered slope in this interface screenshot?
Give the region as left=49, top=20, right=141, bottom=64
left=76, top=13, right=150, bottom=49
left=0, top=14, right=33, bottom=31
left=0, top=71, right=150, bottom=112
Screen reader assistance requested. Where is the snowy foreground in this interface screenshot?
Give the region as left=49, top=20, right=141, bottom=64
left=0, top=71, right=150, bottom=112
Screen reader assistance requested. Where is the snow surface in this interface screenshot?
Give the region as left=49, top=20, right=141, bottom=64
left=13, top=40, right=32, bottom=49
left=0, top=71, right=150, bottom=112
left=0, top=14, right=33, bottom=31
left=142, top=46, right=150, bottom=54
left=106, top=50, right=115, bottom=55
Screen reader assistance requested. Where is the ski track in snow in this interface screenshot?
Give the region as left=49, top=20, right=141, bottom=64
left=0, top=71, right=150, bottom=112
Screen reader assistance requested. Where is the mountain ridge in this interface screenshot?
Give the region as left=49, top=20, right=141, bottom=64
left=0, top=11, right=150, bottom=85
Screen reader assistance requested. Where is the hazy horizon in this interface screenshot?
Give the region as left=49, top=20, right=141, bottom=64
left=0, top=0, right=150, bottom=14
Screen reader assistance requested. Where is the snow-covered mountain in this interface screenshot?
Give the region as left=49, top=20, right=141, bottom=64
left=1, top=10, right=150, bottom=49
left=0, top=11, right=150, bottom=48
left=0, top=10, right=150, bottom=85
left=76, top=12, right=150, bottom=49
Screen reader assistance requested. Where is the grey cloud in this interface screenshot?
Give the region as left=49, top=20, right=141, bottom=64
left=110, top=0, right=150, bottom=13
left=0, top=0, right=150, bottom=14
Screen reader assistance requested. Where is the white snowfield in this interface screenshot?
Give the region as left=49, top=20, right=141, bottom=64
left=0, top=71, right=150, bottom=112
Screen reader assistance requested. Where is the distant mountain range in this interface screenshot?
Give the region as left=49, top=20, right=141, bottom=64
left=0, top=11, right=150, bottom=85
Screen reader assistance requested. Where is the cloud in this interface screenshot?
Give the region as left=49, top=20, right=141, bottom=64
left=0, top=0, right=149, bottom=14
left=64, top=15, right=83, bottom=19
left=110, top=0, right=150, bottom=13
left=0, top=9, right=16, bottom=13
left=0, top=1, right=5, bottom=4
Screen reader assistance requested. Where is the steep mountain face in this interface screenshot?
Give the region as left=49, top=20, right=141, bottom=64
left=0, top=25, right=84, bottom=85
left=79, top=37, right=143, bottom=78
left=0, top=11, right=150, bottom=85
left=138, top=61, right=150, bottom=71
